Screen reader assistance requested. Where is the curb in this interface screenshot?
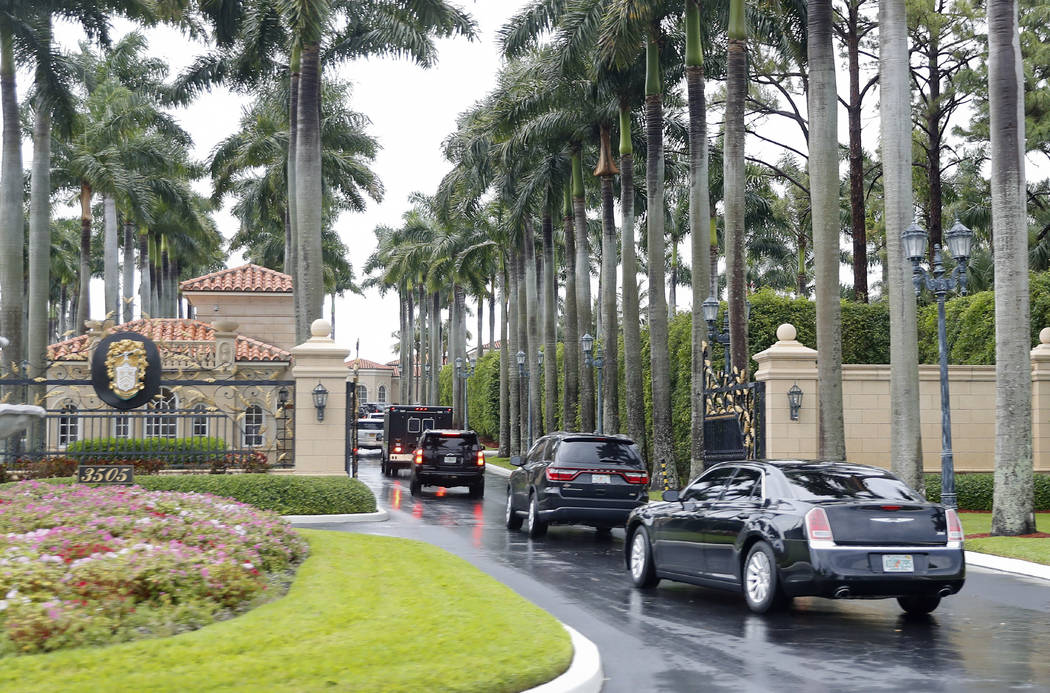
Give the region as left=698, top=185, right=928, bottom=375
left=283, top=509, right=389, bottom=524
left=523, top=625, right=603, bottom=693
left=966, top=550, right=1050, bottom=581
left=487, top=464, right=512, bottom=478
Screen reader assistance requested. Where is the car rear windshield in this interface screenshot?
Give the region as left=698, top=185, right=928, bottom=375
left=422, top=433, right=478, bottom=454
left=357, top=420, right=383, bottom=430
left=556, top=439, right=643, bottom=466
left=782, top=469, right=924, bottom=502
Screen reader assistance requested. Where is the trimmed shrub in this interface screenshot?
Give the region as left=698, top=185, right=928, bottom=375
left=129, top=475, right=377, bottom=515
left=924, top=473, right=1050, bottom=511
left=65, top=436, right=227, bottom=464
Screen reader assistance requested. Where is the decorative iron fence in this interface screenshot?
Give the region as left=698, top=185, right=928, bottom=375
left=702, top=342, right=766, bottom=465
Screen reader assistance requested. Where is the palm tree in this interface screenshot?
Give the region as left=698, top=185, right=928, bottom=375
left=988, top=0, right=1034, bottom=536
left=809, top=0, right=845, bottom=458
left=880, top=0, right=924, bottom=491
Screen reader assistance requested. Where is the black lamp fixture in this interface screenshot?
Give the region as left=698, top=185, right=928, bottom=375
left=312, top=382, right=328, bottom=422
left=787, top=383, right=803, bottom=422
left=424, top=363, right=431, bottom=375
left=516, top=349, right=526, bottom=373
left=581, top=333, right=594, bottom=359
left=277, top=386, right=289, bottom=407
left=537, top=349, right=544, bottom=367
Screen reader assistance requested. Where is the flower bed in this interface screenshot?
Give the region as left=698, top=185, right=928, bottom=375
left=0, top=481, right=308, bottom=656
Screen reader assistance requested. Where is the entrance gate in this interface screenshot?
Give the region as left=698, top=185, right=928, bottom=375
left=702, top=344, right=765, bottom=467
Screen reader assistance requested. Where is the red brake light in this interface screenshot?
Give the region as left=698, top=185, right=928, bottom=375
left=805, top=507, right=835, bottom=547
left=393, top=445, right=402, bottom=454
left=622, top=470, right=649, bottom=485
left=413, top=449, right=423, bottom=465
left=945, top=508, right=964, bottom=544
left=546, top=468, right=577, bottom=482
left=881, top=505, right=902, bottom=511
left=476, top=450, right=485, bottom=466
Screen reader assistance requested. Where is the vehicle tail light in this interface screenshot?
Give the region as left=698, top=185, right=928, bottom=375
left=945, top=508, right=964, bottom=546
left=393, top=445, right=402, bottom=454
left=413, top=449, right=423, bottom=465
left=546, top=467, right=577, bottom=482
left=805, top=507, right=835, bottom=548
left=622, top=470, right=649, bottom=485
left=476, top=450, right=485, bottom=466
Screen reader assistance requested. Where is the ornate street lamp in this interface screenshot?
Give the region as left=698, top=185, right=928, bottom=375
left=702, top=296, right=748, bottom=376
left=312, top=382, right=328, bottom=422
left=903, top=218, right=973, bottom=509
left=582, top=335, right=605, bottom=434
left=455, top=356, right=476, bottom=430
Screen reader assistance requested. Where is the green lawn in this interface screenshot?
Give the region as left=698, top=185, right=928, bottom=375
left=0, top=530, right=572, bottom=693
left=487, top=456, right=514, bottom=471
left=960, top=512, right=1050, bottom=566
left=959, top=512, right=1050, bottom=536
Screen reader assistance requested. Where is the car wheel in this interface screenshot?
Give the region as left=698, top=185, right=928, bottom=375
left=628, top=526, right=660, bottom=588
left=526, top=493, right=548, bottom=539
left=897, top=595, right=941, bottom=615
left=505, top=491, right=523, bottom=530
left=468, top=479, right=485, bottom=499
left=743, top=541, right=789, bottom=614
left=409, top=476, right=422, bottom=496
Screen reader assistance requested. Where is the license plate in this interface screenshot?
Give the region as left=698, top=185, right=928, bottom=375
left=443, top=455, right=458, bottom=465
left=882, top=554, right=914, bottom=573
left=591, top=474, right=610, bottom=484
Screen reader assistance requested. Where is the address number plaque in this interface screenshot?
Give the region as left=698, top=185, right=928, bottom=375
left=76, top=465, right=135, bottom=485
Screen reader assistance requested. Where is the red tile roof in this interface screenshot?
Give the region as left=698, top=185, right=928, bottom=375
left=47, top=319, right=291, bottom=363
left=180, top=263, right=292, bottom=293
left=346, top=358, right=395, bottom=370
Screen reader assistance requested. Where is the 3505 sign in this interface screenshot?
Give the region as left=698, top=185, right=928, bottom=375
left=77, top=465, right=134, bottom=485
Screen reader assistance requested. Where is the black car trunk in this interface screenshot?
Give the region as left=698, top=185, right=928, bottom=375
left=822, top=503, right=948, bottom=547
left=423, top=436, right=477, bottom=469
left=554, top=440, right=646, bottom=500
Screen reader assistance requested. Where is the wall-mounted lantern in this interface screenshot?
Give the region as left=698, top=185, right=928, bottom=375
left=312, top=382, right=329, bottom=422
left=787, top=383, right=803, bottom=422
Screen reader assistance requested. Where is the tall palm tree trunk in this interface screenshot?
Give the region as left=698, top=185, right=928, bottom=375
left=645, top=34, right=677, bottom=489
left=810, top=0, right=846, bottom=458
left=431, top=291, right=441, bottom=404
left=687, top=0, right=712, bottom=477
left=27, top=100, right=49, bottom=440
left=880, top=0, right=923, bottom=491
left=0, top=21, right=22, bottom=369
left=295, top=41, right=323, bottom=341
left=399, top=288, right=409, bottom=404
left=476, top=294, right=484, bottom=358
left=489, top=278, right=496, bottom=353
left=407, top=289, right=415, bottom=404
left=103, top=197, right=119, bottom=321
left=499, top=269, right=510, bottom=456
left=572, top=148, right=595, bottom=432
left=138, top=230, right=150, bottom=318
left=122, top=221, right=134, bottom=323
left=76, top=183, right=92, bottom=334
left=286, top=41, right=300, bottom=280
left=597, top=126, right=620, bottom=434
left=516, top=250, right=529, bottom=446
left=989, top=0, right=1034, bottom=536
left=620, top=106, right=647, bottom=461
left=542, top=206, right=558, bottom=432
left=418, top=285, right=427, bottom=402
left=845, top=0, right=868, bottom=302
left=725, top=0, right=749, bottom=375
left=508, top=258, right=522, bottom=455
left=453, top=284, right=466, bottom=427
left=562, top=187, right=580, bottom=430
left=525, top=221, right=542, bottom=437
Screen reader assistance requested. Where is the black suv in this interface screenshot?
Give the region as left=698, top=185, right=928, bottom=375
left=505, top=432, right=649, bottom=538
left=410, top=430, right=486, bottom=498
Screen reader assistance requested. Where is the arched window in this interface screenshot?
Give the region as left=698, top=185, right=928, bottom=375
left=146, top=387, right=178, bottom=438
left=243, top=405, right=264, bottom=447
left=58, top=403, right=79, bottom=446
left=357, top=385, right=367, bottom=402
left=377, top=385, right=386, bottom=403
left=191, top=404, right=210, bottom=437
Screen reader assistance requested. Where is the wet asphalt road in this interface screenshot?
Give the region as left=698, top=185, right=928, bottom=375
left=306, top=455, right=1050, bottom=692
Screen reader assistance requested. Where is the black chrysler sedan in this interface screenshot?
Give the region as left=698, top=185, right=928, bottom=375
left=506, top=432, right=650, bottom=538
left=625, top=460, right=965, bottom=615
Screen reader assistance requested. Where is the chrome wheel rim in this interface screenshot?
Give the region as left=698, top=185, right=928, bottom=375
left=630, top=533, right=647, bottom=580
left=746, top=550, right=772, bottom=605
left=506, top=494, right=513, bottom=522
left=527, top=498, right=535, bottom=531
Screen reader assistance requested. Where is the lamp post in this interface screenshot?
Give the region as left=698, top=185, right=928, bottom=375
left=581, top=334, right=605, bottom=434
left=902, top=218, right=973, bottom=510
left=455, top=356, right=476, bottom=430
left=424, top=363, right=431, bottom=405
left=516, top=350, right=531, bottom=449
left=702, top=296, right=749, bottom=376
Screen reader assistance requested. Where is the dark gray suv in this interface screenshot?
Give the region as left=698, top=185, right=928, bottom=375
left=505, top=433, right=649, bottom=538
left=410, top=430, right=485, bottom=498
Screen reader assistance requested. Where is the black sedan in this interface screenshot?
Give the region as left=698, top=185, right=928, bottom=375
left=625, top=460, right=965, bottom=615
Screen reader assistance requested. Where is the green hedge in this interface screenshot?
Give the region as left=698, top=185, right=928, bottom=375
left=65, top=436, right=228, bottom=463
left=128, top=475, right=377, bottom=515
left=924, top=473, right=1050, bottom=511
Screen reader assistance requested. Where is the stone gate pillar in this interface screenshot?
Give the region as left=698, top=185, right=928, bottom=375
left=291, top=319, right=350, bottom=475
left=753, top=323, right=819, bottom=459
left=1031, top=328, right=1050, bottom=472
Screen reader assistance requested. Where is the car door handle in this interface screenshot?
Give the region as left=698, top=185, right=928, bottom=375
left=734, top=513, right=749, bottom=520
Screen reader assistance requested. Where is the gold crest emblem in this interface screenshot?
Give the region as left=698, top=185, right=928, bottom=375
left=105, top=339, right=148, bottom=400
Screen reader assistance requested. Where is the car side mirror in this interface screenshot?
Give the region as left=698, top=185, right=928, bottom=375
left=662, top=489, right=680, bottom=502
left=510, top=456, right=525, bottom=467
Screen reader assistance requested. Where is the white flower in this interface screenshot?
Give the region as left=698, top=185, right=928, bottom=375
left=5, top=589, right=16, bottom=599
left=242, top=562, right=254, bottom=570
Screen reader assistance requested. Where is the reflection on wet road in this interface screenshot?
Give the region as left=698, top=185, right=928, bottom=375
left=315, top=455, right=1050, bottom=692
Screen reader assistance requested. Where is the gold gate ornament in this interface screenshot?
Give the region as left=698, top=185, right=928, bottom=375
left=106, top=339, right=148, bottom=400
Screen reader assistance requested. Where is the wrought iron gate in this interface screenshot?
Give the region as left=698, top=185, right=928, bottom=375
left=702, top=343, right=765, bottom=466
